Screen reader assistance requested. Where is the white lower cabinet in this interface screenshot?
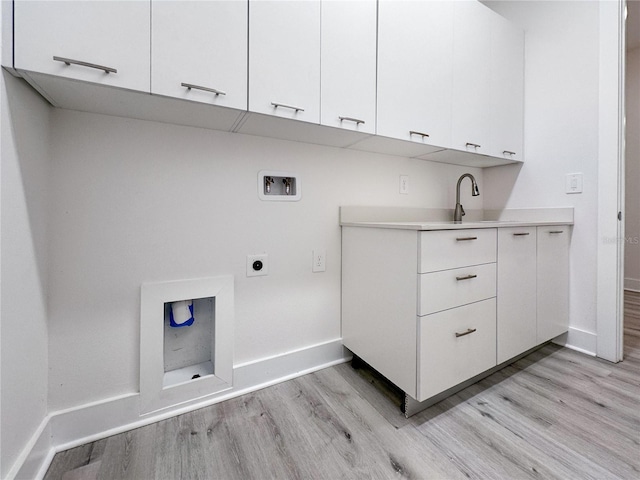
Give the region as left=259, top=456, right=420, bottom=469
left=342, top=223, right=571, bottom=410
left=497, top=227, right=537, bottom=364
left=419, top=299, right=497, bottom=401
left=537, top=226, right=570, bottom=343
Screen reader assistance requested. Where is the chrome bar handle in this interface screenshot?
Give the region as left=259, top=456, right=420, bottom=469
left=53, top=56, right=117, bottom=74
left=271, top=102, right=304, bottom=112
left=549, top=230, right=565, bottom=234
left=503, top=150, right=517, bottom=156
left=456, top=236, right=478, bottom=241
left=466, top=142, right=481, bottom=149
left=181, top=82, right=226, bottom=96
left=409, top=130, right=430, bottom=138
left=513, top=232, right=530, bottom=236
left=456, top=274, right=478, bottom=281
left=455, top=328, right=477, bottom=338
left=339, top=116, right=365, bottom=125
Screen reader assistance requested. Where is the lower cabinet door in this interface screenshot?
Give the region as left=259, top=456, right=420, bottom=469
left=418, top=298, right=497, bottom=401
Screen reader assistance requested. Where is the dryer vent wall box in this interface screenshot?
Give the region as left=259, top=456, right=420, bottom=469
left=258, top=170, right=301, bottom=201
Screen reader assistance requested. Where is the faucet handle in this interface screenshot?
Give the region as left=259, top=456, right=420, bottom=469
left=460, top=205, right=466, bottom=217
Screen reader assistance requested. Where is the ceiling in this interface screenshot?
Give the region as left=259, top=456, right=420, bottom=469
left=629, top=0, right=640, bottom=50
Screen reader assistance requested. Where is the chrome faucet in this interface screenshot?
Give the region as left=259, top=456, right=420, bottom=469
left=454, top=173, right=480, bottom=223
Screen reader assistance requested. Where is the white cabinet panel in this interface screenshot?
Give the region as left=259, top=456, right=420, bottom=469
left=490, top=13, right=524, bottom=161
left=14, top=0, right=150, bottom=92
left=537, top=226, right=570, bottom=343
left=377, top=0, right=453, bottom=147
left=419, top=263, right=496, bottom=316
left=321, top=0, right=376, bottom=134
left=249, top=0, right=321, bottom=123
left=419, top=229, right=497, bottom=273
left=419, top=298, right=496, bottom=401
left=152, top=0, right=248, bottom=110
left=451, top=0, right=492, bottom=155
left=497, top=227, right=537, bottom=364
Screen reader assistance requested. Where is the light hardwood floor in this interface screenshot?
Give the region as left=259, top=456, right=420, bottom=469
left=46, top=294, right=640, bottom=480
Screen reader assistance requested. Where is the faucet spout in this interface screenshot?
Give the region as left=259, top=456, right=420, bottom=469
left=454, top=173, right=480, bottom=223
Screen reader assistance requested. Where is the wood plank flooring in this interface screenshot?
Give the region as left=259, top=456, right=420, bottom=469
left=45, top=294, right=640, bottom=480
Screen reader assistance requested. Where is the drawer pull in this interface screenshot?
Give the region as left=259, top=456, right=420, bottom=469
left=466, top=142, right=481, bottom=149
left=271, top=102, right=304, bottom=112
left=456, top=236, right=478, bottom=241
left=456, top=274, right=477, bottom=281
left=503, top=150, right=517, bottom=156
left=339, top=116, right=365, bottom=125
left=53, top=56, right=117, bottom=74
left=513, top=232, right=530, bottom=236
left=455, top=328, right=477, bottom=338
left=409, top=130, right=430, bottom=138
left=549, top=230, right=564, bottom=234
left=181, top=82, right=226, bottom=96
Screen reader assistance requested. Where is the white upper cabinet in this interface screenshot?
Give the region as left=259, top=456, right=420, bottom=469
left=490, top=13, right=525, bottom=161
left=451, top=0, right=493, bottom=155
left=14, top=0, right=150, bottom=92
left=249, top=0, right=321, bottom=124
left=320, top=0, right=376, bottom=134
left=151, top=0, right=248, bottom=110
left=376, top=0, right=454, bottom=148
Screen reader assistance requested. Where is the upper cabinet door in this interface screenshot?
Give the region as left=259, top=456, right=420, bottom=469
left=320, top=0, right=376, bottom=134
left=490, top=14, right=524, bottom=162
left=151, top=0, right=248, bottom=110
left=451, top=0, right=493, bottom=155
left=377, top=0, right=454, bottom=147
left=14, top=0, right=150, bottom=92
left=249, top=0, right=321, bottom=124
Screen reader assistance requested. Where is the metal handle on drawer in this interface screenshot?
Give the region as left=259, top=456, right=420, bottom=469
left=339, top=116, right=365, bottom=125
left=549, top=230, right=565, bottom=234
left=466, top=142, right=481, bottom=149
left=456, top=274, right=477, bottom=281
left=503, top=150, right=517, bottom=156
left=53, top=56, right=117, bottom=74
left=271, top=102, right=304, bottom=112
left=409, top=130, right=430, bottom=138
left=181, top=82, right=226, bottom=96
left=455, top=328, right=477, bottom=338
left=513, top=232, right=530, bottom=236
left=456, top=236, right=478, bottom=241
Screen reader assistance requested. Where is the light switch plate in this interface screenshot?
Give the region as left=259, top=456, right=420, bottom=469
left=565, top=173, right=583, bottom=194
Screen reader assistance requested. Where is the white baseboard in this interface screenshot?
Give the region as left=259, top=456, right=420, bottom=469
left=624, top=278, right=640, bottom=292
left=9, top=416, right=52, bottom=480
left=9, top=339, right=350, bottom=480
left=553, top=327, right=597, bottom=356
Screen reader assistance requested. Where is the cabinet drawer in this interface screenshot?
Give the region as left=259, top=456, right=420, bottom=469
left=419, top=229, right=496, bottom=273
left=419, top=263, right=496, bottom=316
left=418, top=298, right=496, bottom=401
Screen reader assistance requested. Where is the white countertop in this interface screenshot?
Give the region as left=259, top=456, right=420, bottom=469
left=340, top=219, right=573, bottom=231
left=339, top=206, right=574, bottom=231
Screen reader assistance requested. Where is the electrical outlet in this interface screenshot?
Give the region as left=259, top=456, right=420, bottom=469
left=247, top=254, right=268, bottom=277
left=399, top=175, right=409, bottom=195
left=312, top=250, right=326, bottom=273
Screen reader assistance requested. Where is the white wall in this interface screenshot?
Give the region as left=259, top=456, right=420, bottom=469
left=46, top=108, right=483, bottom=411
left=626, top=47, right=640, bottom=291
left=483, top=1, right=600, bottom=339
left=0, top=71, right=51, bottom=478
